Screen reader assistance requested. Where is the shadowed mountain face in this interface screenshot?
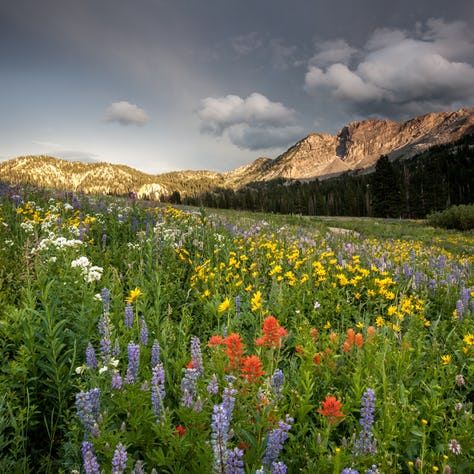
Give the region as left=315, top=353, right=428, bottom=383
left=1, top=107, right=473, bottom=197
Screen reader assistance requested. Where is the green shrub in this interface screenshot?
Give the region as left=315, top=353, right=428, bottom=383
left=427, top=204, right=474, bottom=230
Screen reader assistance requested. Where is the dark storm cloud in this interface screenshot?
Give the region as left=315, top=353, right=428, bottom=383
left=305, top=18, right=474, bottom=117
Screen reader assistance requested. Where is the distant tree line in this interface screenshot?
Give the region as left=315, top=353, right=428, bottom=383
left=178, top=135, right=474, bottom=218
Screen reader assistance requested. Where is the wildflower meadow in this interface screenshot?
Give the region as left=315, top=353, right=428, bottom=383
left=0, top=188, right=473, bottom=473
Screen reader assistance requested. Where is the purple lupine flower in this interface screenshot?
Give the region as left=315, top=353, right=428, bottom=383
left=76, top=388, right=101, bottom=437
left=101, top=233, right=107, bottom=250
left=98, top=314, right=112, bottom=363
left=207, top=374, right=219, bottom=395
left=112, top=372, right=123, bottom=390
left=211, top=384, right=237, bottom=472
left=85, top=343, right=98, bottom=369
left=235, top=295, right=242, bottom=316
left=101, top=288, right=110, bottom=314
left=354, top=388, right=377, bottom=455
left=211, top=404, right=232, bottom=473
left=151, top=340, right=161, bottom=367
left=112, top=339, right=121, bottom=358
left=271, top=461, right=288, bottom=474
left=111, top=442, right=128, bottom=474
left=132, top=460, right=145, bottom=474
left=461, top=287, right=470, bottom=307
left=222, top=385, right=237, bottom=420
left=190, top=336, right=203, bottom=375
left=341, top=469, right=359, bottom=474
left=262, top=415, right=293, bottom=467
left=180, top=368, right=199, bottom=409
left=455, top=299, right=464, bottom=319
left=271, top=369, right=285, bottom=398
left=124, top=304, right=134, bottom=328
left=151, top=362, right=166, bottom=420
left=125, top=343, right=140, bottom=384
left=81, top=441, right=100, bottom=474
left=140, top=317, right=148, bottom=346
left=366, top=465, right=380, bottom=474
left=225, top=447, right=244, bottom=474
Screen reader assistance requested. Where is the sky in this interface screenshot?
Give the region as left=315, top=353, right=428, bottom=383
left=1, top=0, right=474, bottom=173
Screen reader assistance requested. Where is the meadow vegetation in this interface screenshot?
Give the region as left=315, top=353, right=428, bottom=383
left=0, top=188, right=473, bottom=473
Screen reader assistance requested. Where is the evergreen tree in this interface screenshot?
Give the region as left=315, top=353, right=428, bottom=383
left=371, top=155, right=403, bottom=217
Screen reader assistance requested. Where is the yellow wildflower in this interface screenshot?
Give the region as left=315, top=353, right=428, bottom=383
left=464, top=333, right=474, bottom=346
left=218, top=298, right=231, bottom=314
left=387, top=305, right=397, bottom=316
left=126, top=287, right=142, bottom=304
left=251, top=291, right=262, bottom=312
left=441, top=355, right=451, bottom=365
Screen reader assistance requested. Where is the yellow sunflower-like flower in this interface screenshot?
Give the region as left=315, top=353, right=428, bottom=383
left=218, top=298, right=231, bottom=314
left=464, top=333, right=474, bottom=346
left=441, top=355, right=452, bottom=365
left=126, top=287, right=142, bottom=304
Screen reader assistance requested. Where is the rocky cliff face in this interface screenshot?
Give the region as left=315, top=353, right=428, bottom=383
left=1, top=107, right=473, bottom=195
left=255, top=107, right=474, bottom=180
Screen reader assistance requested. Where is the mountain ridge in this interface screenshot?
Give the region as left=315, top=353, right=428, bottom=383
left=1, top=107, right=473, bottom=198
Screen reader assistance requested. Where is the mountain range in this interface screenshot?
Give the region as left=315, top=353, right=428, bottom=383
left=1, top=107, right=473, bottom=199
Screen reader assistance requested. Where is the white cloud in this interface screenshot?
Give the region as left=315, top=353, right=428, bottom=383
left=304, top=19, right=474, bottom=115
left=32, top=140, right=62, bottom=148
left=310, top=39, right=357, bottom=67
left=104, top=101, right=149, bottom=126
left=198, top=92, right=303, bottom=149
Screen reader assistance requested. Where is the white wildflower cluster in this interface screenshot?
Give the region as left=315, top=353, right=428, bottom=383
left=20, top=221, right=35, bottom=233
left=64, top=203, right=74, bottom=211
left=127, top=242, right=140, bottom=250
left=35, top=235, right=84, bottom=253
left=40, top=219, right=56, bottom=232
left=71, top=256, right=103, bottom=283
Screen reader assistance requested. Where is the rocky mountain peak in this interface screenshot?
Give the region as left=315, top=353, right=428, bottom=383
left=1, top=107, right=473, bottom=195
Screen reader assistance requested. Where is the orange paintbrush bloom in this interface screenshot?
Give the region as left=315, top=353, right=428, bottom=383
left=318, top=395, right=345, bottom=424
left=241, top=355, right=265, bottom=382
left=342, top=341, right=352, bottom=353
left=256, top=316, right=288, bottom=348
left=355, top=333, right=364, bottom=348
left=224, top=333, right=245, bottom=371
left=346, top=328, right=355, bottom=344
left=208, top=335, right=225, bottom=347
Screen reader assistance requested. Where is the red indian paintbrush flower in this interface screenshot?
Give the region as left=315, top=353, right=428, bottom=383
left=208, top=332, right=246, bottom=371
left=175, top=425, right=186, bottom=437
left=208, top=335, right=225, bottom=347
left=224, top=333, right=245, bottom=371
left=241, top=355, right=265, bottom=382
left=256, top=316, right=288, bottom=348
left=318, top=395, right=345, bottom=424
